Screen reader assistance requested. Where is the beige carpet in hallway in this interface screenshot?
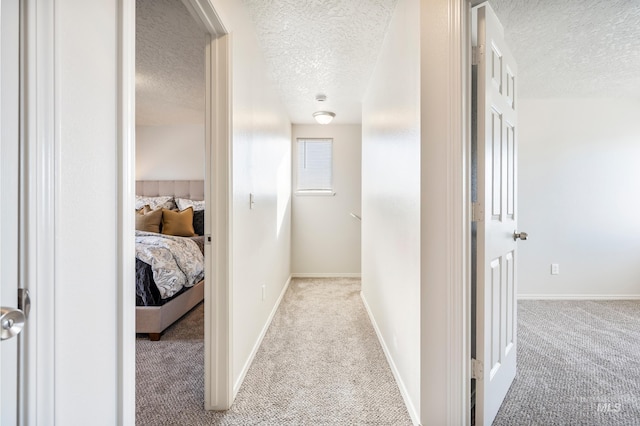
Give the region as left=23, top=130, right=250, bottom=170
left=136, top=277, right=413, bottom=425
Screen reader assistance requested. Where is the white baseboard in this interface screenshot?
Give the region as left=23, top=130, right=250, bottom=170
left=360, top=292, right=420, bottom=426
left=291, top=272, right=361, bottom=278
left=518, top=294, right=640, bottom=300
left=233, top=275, right=292, bottom=397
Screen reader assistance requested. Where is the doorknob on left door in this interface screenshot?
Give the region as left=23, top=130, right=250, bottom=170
left=0, top=308, right=25, bottom=340
left=513, top=231, right=528, bottom=241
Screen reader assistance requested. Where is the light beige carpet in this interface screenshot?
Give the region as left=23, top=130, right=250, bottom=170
left=136, top=277, right=413, bottom=425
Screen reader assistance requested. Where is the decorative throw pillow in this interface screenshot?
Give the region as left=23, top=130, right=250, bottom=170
left=175, top=198, right=205, bottom=212
left=192, top=209, right=205, bottom=236
left=161, top=207, right=195, bottom=237
left=135, top=195, right=176, bottom=211
left=135, top=207, right=162, bottom=233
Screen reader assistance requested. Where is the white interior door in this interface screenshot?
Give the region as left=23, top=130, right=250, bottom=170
left=473, top=2, right=522, bottom=425
left=1, top=0, right=25, bottom=423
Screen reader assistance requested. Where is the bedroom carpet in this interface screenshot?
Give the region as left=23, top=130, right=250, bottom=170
left=136, top=277, right=413, bottom=425
left=493, top=300, right=640, bottom=425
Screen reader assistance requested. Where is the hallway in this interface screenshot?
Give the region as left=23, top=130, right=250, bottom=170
left=136, top=278, right=412, bottom=425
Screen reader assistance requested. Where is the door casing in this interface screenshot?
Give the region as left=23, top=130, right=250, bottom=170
left=419, top=0, right=473, bottom=424
left=1, top=0, right=22, bottom=422
left=117, top=0, right=233, bottom=422
left=21, top=0, right=56, bottom=423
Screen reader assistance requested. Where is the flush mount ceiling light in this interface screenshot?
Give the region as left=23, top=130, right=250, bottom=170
left=313, top=111, right=335, bottom=125
left=313, top=94, right=335, bottom=124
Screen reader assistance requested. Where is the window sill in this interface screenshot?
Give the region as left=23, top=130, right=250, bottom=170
left=295, top=190, right=336, bottom=197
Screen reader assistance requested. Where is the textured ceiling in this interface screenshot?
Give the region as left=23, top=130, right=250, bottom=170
left=136, top=0, right=205, bottom=126
left=242, top=0, right=398, bottom=124
left=136, top=0, right=640, bottom=127
left=489, top=0, right=640, bottom=98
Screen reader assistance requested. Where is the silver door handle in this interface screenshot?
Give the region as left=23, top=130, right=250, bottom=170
left=513, top=231, right=528, bottom=241
left=0, top=307, right=25, bottom=340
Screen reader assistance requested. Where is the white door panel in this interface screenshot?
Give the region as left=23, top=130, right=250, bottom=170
left=473, top=2, right=520, bottom=425
left=1, top=0, right=23, bottom=423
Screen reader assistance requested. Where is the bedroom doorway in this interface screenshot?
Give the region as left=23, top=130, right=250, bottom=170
left=123, top=0, right=232, bottom=420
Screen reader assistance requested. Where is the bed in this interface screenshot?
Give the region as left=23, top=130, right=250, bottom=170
left=135, top=180, right=206, bottom=341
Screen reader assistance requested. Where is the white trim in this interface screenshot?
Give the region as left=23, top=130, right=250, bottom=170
left=518, top=294, right=640, bottom=301
left=419, top=0, right=470, bottom=425
left=181, top=0, right=227, bottom=36
left=291, top=273, right=361, bottom=278
left=233, top=276, right=292, bottom=396
left=22, top=0, right=56, bottom=422
left=116, top=0, right=136, bottom=424
left=453, top=3, right=472, bottom=425
left=457, top=3, right=473, bottom=425
left=203, top=28, right=233, bottom=410
left=360, top=292, right=420, bottom=426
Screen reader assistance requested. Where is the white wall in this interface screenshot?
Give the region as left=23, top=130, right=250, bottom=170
left=136, top=124, right=204, bottom=180
left=291, top=124, right=361, bottom=276
left=361, top=0, right=421, bottom=421
left=210, top=0, right=292, bottom=392
left=55, top=0, right=119, bottom=423
left=519, top=98, right=640, bottom=297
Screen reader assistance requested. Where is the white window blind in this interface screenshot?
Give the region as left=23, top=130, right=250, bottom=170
left=297, top=138, right=333, bottom=191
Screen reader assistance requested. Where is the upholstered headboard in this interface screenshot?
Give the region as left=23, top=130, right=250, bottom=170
left=136, top=180, right=204, bottom=201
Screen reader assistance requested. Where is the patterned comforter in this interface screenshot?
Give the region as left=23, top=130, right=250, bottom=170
left=135, top=231, right=204, bottom=300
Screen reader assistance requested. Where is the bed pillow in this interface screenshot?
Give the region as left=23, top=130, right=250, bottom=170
left=175, top=198, right=205, bottom=212
left=135, top=195, right=176, bottom=211
left=135, top=207, right=162, bottom=233
left=161, top=207, right=195, bottom=237
left=193, top=210, right=205, bottom=236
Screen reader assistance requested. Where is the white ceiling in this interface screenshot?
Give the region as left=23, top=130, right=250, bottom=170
left=241, top=0, right=399, bottom=124
left=136, top=0, right=640, bottom=126
left=490, top=0, right=640, bottom=99
left=136, top=0, right=205, bottom=126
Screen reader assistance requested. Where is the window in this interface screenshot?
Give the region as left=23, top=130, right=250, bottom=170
left=296, top=138, right=333, bottom=193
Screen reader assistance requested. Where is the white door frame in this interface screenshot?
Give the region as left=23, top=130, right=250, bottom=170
left=2, top=0, right=23, bottom=423
left=116, top=0, right=233, bottom=422
left=419, top=0, right=474, bottom=424
left=116, top=0, right=136, bottom=421
left=183, top=0, right=234, bottom=411
left=21, top=0, right=56, bottom=423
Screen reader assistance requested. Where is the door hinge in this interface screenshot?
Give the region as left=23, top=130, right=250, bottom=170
left=472, top=202, right=484, bottom=222
left=472, top=45, right=484, bottom=66
left=471, top=358, right=484, bottom=380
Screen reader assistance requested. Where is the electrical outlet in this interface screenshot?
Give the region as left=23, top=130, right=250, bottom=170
left=261, top=285, right=266, bottom=301
left=551, top=264, right=560, bottom=275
